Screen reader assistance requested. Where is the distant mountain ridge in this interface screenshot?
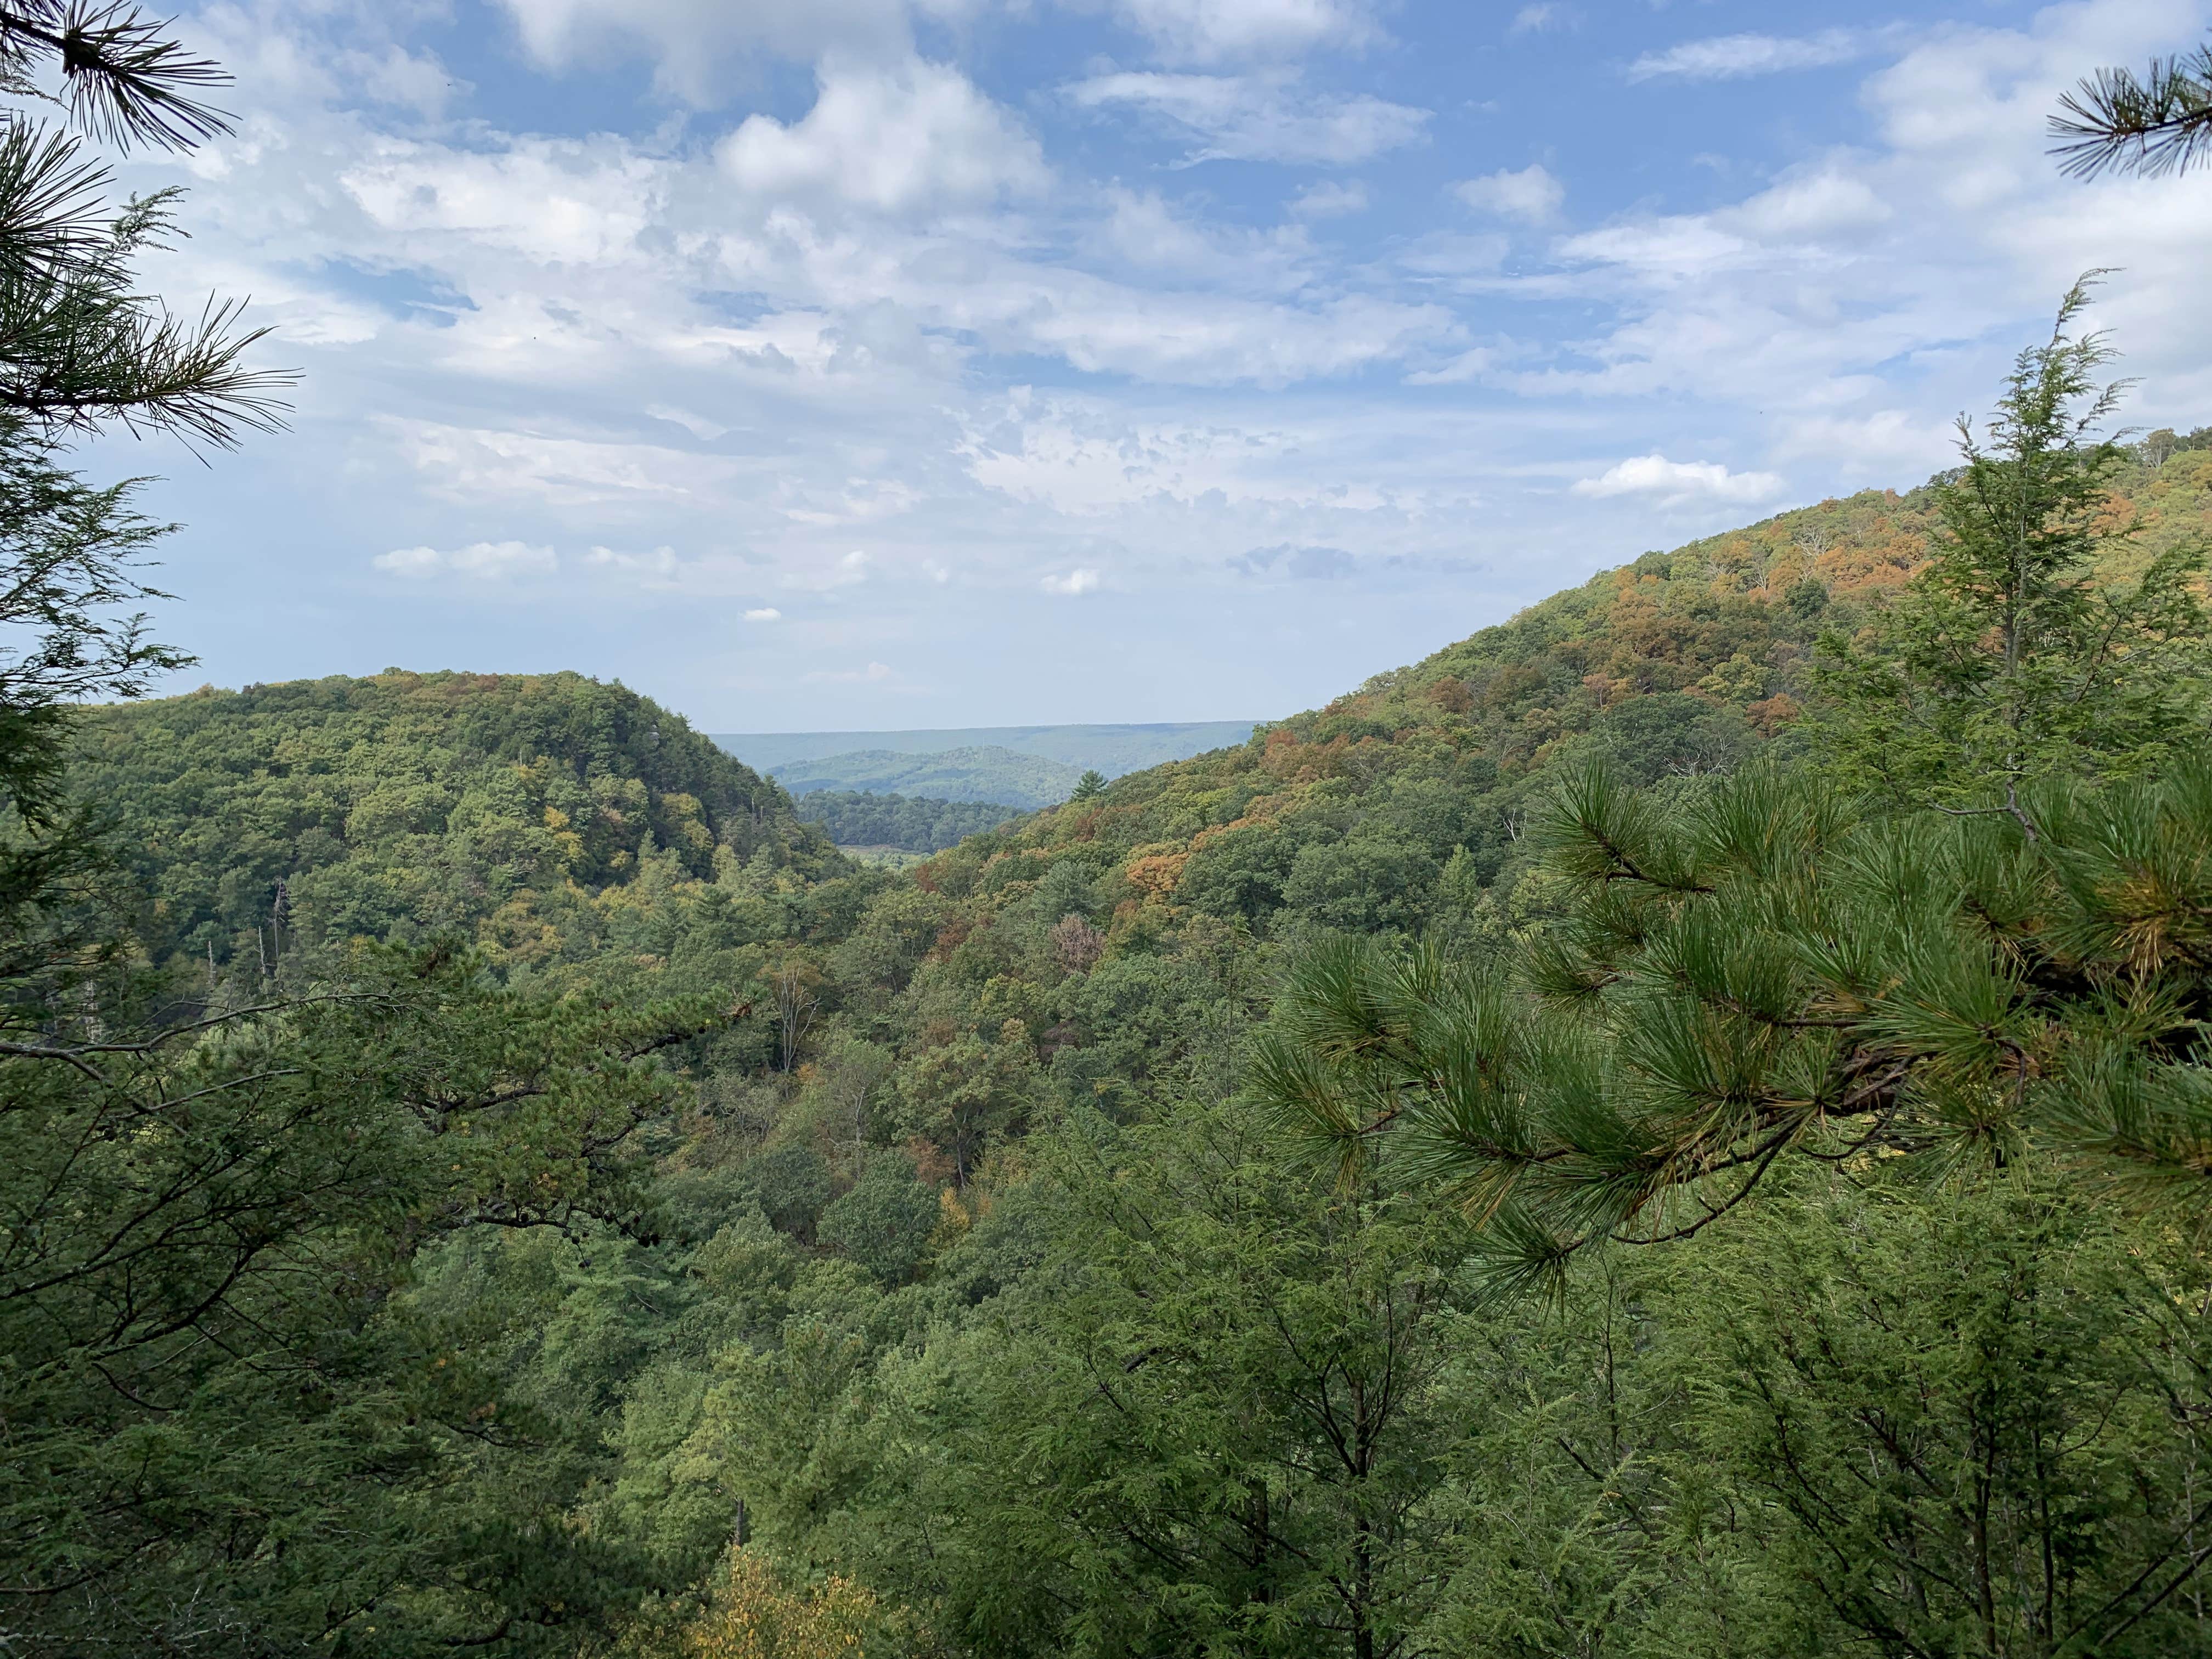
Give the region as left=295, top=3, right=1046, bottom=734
left=711, top=720, right=1255, bottom=777
left=767, top=744, right=1085, bottom=809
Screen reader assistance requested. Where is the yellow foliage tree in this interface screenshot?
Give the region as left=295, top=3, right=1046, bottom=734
left=679, top=1548, right=873, bottom=1659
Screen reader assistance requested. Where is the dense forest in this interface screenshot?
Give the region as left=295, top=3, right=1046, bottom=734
left=71, top=671, right=839, bottom=970
left=792, top=791, right=1028, bottom=854
left=9, top=11, right=2212, bottom=1659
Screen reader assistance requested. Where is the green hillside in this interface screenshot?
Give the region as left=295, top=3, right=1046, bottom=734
left=70, top=669, right=841, bottom=970
left=927, top=443, right=2212, bottom=946
left=793, top=789, right=1028, bottom=851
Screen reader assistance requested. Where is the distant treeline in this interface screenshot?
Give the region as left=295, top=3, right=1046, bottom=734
left=2145, top=425, right=2212, bottom=463
left=793, top=789, right=1025, bottom=851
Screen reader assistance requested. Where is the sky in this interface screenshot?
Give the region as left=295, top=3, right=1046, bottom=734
left=70, top=0, right=2212, bottom=730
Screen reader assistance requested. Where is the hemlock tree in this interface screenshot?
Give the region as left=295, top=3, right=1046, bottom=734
left=0, top=947, right=738, bottom=1652
left=936, top=1099, right=1475, bottom=1659
left=1653, top=1167, right=2212, bottom=1658
left=1811, top=281, right=2209, bottom=820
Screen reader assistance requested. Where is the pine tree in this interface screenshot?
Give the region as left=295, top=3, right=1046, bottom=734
left=2052, top=35, right=2212, bottom=179
left=1255, top=759, right=2212, bottom=1292
left=0, top=5, right=289, bottom=998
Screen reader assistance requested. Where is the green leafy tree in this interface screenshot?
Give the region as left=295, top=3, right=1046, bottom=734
left=891, top=1020, right=1042, bottom=1186
left=816, top=1152, right=939, bottom=1284
left=1069, top=768, right=1107, bottom=802
left=923, top=1100, right=1475, bottom=1659
left=747, top=1144, right=834, bottom=1240
left=1812, top=282, right=2208, bottom=818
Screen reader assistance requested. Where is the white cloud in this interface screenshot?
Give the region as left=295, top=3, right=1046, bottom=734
left=720, top=59, right=1048, bottom=215
left=373, top=540, right=558, bottom=578
left=342, top=138, right=663, bottom=266
left=489, top=0, right=952, bottom=101
left=1572, top=455, right=1785, bottom=506
left=782, top=550, right=877, bottom=590
left=1530, top=1, right=2212, bottom=432
left=649, top=404, right=729, bottom=440
left=1042, top=567, right=1102, bottom=594
left=349, top=45, right=466, bottom=116
left=1557, top=218, right=1746, bottom=279
left=1063, top=71, right=1430, bottom=165
left=585, top=544, right=683, bottom=579
left=1237, top=541, right=1356, bottom=578
left=805, top=660, right=895, bottom=683
left=744, top=606, right=783, bottom=621
left=1093, top=186, right=1278, bottom=275
left=114, top=0, right=2212, bottom=733
left=961, top=397, right=1412, bottom=515
left=1628, top=29, right=1866, bottom=83
left=992, top=280, right=1458, bottom=387
left=1510, top=5, right=1565, bottom=35
left=1289, top=179, right=1368, bottom=218
left=1454, top=163, right=1564, bottom=222
left=1101, top=0, right=1381, bottom=65
left=1726, top=167, right=1892, bottom=241
left=1770, top=409, right=1955, bottom=476
left=386, top=421, right=721, bottom=509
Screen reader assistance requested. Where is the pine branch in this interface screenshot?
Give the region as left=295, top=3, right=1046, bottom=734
left=2050, top=43, right=2212, bottom=180
left=0, top=2, right=233, bottom=154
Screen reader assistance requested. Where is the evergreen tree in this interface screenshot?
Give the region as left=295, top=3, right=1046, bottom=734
left=1, top=946, right=735, bottom=1651
left=1651, top=1167, right=2212, bottom=1658
left=0, top=4, right=288, bottom=1000
left=2052, top=34, right=2212, bottom=179
left=1257, top=758, right=2212, bottom=1290
left=1811, top=280, right=2208, bottom=820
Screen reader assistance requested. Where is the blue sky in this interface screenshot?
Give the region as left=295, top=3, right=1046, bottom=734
left=84, top=0, right=2212, bottom=729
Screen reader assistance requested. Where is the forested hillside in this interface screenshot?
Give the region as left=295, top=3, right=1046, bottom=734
left=71, top=669, right=842, bottom=972
left=794, top=789, right=1028, bottom=852
left=929, top=444, right=2212, bottom=948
